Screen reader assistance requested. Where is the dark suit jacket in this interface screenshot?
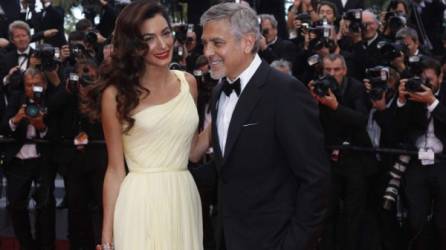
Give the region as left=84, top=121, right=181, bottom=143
left=319, top=77, right=378, bottom=176
left=0, top=49, right=34, bottom=85
left=31, top=5, right=67, bottom=47
left=0, top=92, right=50, bottom=162
left=327, top=0, right=364, bottom=18
left=396, top=83, right=446, bottom=156
left=259, top=38, right=298, bottom=64
left=210, top=61, right=330, bottom=250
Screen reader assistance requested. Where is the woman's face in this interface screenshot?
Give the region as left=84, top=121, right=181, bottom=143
left=140, top=14, right=174, bottom=67
left=394, top=3, right=407, bottom=15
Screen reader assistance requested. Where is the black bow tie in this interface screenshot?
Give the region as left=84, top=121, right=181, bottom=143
left=18, top=53, right=28, bottom=58
left=222, top=78, right=241, bottom=97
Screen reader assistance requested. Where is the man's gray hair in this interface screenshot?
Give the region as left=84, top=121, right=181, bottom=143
left=323, top=53, right=347, bottom=68
left=396, top=27, right=419, bottom=43
left=9, top=20, right=30, bottom=40
left=200, top=2, right=261, bottom=53
left=23, top=67, right=46, bottom=81
left=259, top=14, right=278, bottom=29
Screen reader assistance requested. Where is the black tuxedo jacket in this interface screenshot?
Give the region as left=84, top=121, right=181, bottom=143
left=31, top=5, right=67, bottom=47
left=259, top=38, right=298, bottom=64
left=0, top=49, right=34, bottom=86
left=0, top=92, right=49, bottom=162
left=319, top=77, right=378, bottom=176
left=210, top=61, right=330, bottom=250
left=327, top=0, right=364, bottom=17
left=397, top=83, right=446, bottom=155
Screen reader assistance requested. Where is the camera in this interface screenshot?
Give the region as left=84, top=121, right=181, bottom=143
left=365, top=66, right=390, bottom=100
left=26, top=86, right=45, bottom=118
left=377, top=40, right=404, bottom=61
left=34, top=43, right=58, bottom=71
left=385, top=12, right=407, bottom=35
left=312, top=74, right=338, bottom=97
left=70, top=43, right=87, bottom=59
left=307, top=54, right=324, bottom=78
left=295, top=12, right=312, bottom=33
left=405, top=76, right=431, bottom=92
left=343, top=9, right=363, bottom=33
left=173, top=24, right=188, bottom=45
left=383, top=155, right=410, bottom=210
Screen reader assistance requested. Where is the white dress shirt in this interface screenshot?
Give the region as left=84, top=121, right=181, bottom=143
left=217, top=54, right=262, bottom=156
left=9, top=118, right=47, bottom=160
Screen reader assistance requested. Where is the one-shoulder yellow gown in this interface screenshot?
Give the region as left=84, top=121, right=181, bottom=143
left=113, top=70, right=203, bottom=250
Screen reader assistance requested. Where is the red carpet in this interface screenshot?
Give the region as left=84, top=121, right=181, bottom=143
left=0, top=237, right=69, bottom=250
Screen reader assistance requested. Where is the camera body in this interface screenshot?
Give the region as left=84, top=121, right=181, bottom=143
left=385, top=11, right=407, bottom=35
left=26, top=86, right=45, bottom=118
left=313, top=74, right=338, bottom=97
left=405, top=76, right=430, bottom=92
left=377, top=40, right=405, bottom=61
left=34, top=44, right=58, bottom=71
left=343, top=9, right=363, bottom=33
left=295, top=12, right=312, bottom=33
left=365, top=66, right=389, bottom=100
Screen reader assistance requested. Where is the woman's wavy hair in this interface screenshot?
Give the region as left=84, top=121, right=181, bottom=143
left=83, top=0, right=171, bottom=132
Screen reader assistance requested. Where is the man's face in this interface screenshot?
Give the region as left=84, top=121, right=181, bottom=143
left=11, top=28, right=30, bottom=52
left=261, top=19, right=277, bottom=44
left=202, top=19, right=253, bottom=80
left=319, top=5, right=335, bottom=24
left=422, top=68, right=442, bottom=92
left=402, top=36, right=418, bottom=56
left=362, top=13, right=378, bottom=40
left=323, top=58, right=347, bottom=84
left=24, top=74, right=46, bottom=99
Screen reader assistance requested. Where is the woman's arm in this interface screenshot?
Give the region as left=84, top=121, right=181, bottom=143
left=184, top=72, right=211, bottom=163
left=100, top=85, right=127, bottom=245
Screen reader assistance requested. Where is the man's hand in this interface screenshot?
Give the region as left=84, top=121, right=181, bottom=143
left=8, top=66, right=20, bottom=77
left=398, top=79, right=409, bottom=104
left=0, top=38, right=9, bottom=48
left=319, top=89, right=339, bottom=110
left=28, top=113, right=46, bottom=132
left=408, top=84, right=436, bottom=105
left=45, top=67, right=61, bottom=87
left=259, top=36, right=267, bottom=51
left=43, top=29, right=58, bottom=38
left=12, top=105, right=27, bottom=125
left=99, top=0, right=108, bottom=6
left=390, top=53, right=406, bottom=72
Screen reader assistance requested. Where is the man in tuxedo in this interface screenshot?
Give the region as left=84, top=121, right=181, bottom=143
left=258, top=14, right=297, bottom=65
left=397, top=57, right=446, bottom=250
left=1, top=67, right=56, bottom=250
left=200, top=3, right=330, bottom=250
left=0, top=20, right=33, bottom=93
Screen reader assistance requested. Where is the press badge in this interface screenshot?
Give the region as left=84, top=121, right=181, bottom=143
left=418, top=148, right=435, bottom=166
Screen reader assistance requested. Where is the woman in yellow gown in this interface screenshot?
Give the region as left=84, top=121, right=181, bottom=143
left=87, top=1, right=210, bottom=249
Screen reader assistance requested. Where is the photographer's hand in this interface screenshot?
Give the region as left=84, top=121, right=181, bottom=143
left=0, top=38, right=9, bottom=48
left=11, top=105, right=27, bottom=126
left=28, top=113, right=47, bottom=132
left=307, top=81, right=319, bottom=101
left=320, top=89, right=339, bottom=110
left=100, top=0, right=108, bottom=6
left=363, top=79, right=372, bottom=92
left=408, top=84, right=436, bottom=105
left=8, top=66, right=20, bottom=78
left=45, top=67, right=61, bottom=87
left=398, top=79, right=409, bottom=105
left=43, top=29, right=58, bottom=38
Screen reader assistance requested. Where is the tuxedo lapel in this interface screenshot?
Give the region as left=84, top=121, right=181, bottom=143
left=223, top=62, right=269, bottom=162
left=211, top=81, right=224, bottom=163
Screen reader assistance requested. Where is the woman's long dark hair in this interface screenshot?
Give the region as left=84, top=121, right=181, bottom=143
left=83, top=0, right=171, bottom=132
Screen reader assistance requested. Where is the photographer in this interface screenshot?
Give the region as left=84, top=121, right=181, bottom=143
left=0, top=67, right=56, bottom=250
left=340, top=10, right=388, bottom=79
left=29, top=0, right=66, bottom=48
left=397, top=57, right=446, bottom=250
left=395, top=27, right=429, bottom=58
left=363, top=66, right=406, bottom=249
left=308, top=54, right=376, bottom=250
left=47, top=59, right=106, bottom=250
left=1, top=21, right=34, bottom=92
left=258, top=14, right=298, bottom=64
